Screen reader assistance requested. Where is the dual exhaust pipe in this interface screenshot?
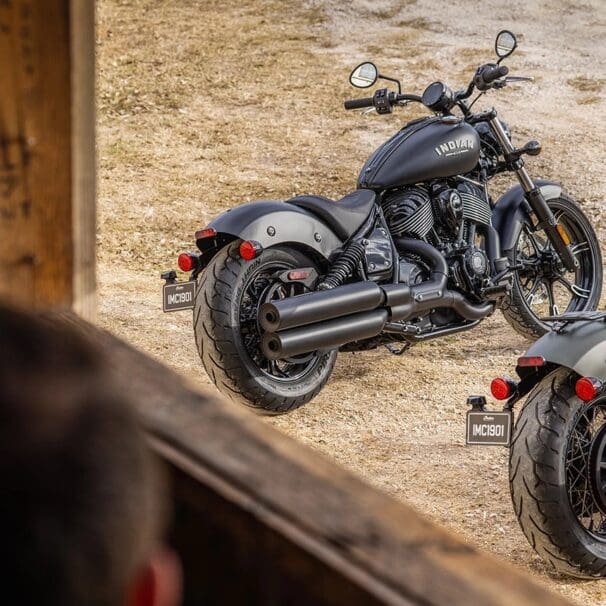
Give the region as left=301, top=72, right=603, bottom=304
left=260, top=239, right=494, bottom=360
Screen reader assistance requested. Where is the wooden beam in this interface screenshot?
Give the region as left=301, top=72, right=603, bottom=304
left=49, top=311, right=573, bottom=606
left=0, top=1, right=95, bottom=316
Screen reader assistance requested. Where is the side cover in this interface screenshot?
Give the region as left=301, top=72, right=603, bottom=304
left=518, top=318, right=606, bottom=381
left=206, top=200, right=343, bottom=259
left=492, top=180, right=562, bottom=252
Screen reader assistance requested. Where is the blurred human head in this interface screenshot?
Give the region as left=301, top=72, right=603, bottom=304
left=0, top=306, right=181, bottom=606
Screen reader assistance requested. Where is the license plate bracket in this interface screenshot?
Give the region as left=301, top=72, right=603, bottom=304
left=162, top=280, right=196, bottom=312
left=466, top=405, right=512, bottom=447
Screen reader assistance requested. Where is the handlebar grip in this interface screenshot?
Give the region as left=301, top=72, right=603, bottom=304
left=483, top=64, right=509, bottom=84
left=344, top=97, right=374, bottom=110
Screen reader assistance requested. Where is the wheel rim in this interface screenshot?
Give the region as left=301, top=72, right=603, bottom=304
left=514, top=200, right=599, bottom=323
left=237, top=260, right=322, bottom=383
left=565, top=398, right=606, bottom=540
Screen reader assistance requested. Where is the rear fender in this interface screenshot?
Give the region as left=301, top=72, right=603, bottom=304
left=492, top=180, right=562, bottom=252
left=200, top=201, right=343, bottom=261
left=517, top=320, right=606, bottom=384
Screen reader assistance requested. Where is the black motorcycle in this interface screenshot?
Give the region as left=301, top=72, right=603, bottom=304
left=163, top=31, right=602, bottom=413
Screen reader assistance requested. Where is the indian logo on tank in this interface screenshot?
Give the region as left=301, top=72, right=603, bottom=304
left=434, top=137, right=475, bottom=157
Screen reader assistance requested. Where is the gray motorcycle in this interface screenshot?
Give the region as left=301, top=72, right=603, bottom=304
left=473, top=312, right=606, bottom=577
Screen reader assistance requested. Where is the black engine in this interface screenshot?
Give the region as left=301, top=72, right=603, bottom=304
left=382, top=181, right=493, bottom=297
left=382, top=181, right=491, bottom=240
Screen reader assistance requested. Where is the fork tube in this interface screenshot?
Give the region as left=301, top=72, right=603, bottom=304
left=489, top=116, right=578, bottom=271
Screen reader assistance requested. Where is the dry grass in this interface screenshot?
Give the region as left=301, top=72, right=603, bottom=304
left=97, top=1, right=606, bottom=604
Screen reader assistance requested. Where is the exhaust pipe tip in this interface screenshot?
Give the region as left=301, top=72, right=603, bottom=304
left=261, top=332, right=283, bottom=360
left=259, top=303, right=280, bottom=332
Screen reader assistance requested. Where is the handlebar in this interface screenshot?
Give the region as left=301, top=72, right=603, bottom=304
left=344, top=92, right=422, bottom=111
left=344, top=63, right=511, bottom=114
left=474, top=64, right=509, bottom=91
left=344, top=97, right=374, bottom=110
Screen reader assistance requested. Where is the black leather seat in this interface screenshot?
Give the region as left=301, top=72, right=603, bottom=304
left=286, top=189, right=376, bottom=240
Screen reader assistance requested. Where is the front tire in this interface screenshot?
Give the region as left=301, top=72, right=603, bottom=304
left=194, top=242, right=337, bottom=414
left=510, top=368, right=606, bottom=577
left=502, top=195, right=602, bottom=340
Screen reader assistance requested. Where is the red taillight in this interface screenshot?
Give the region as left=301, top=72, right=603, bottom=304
left=517, top=355, right=546, bottom=368
left=195, top=228, right=217, bottom=240
left=239, top=240, right=263, bottom=261
left=575, top=377, right=603, bottom=402
left=178, top=252, right=197, bottom=272
left=490, top=376, right=517, bottom=400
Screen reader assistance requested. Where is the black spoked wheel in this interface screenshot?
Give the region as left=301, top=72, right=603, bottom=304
left=502, top=196, right=602, bottom=340
left=238, top=261, right=322, bottom=384
left=194, top=242, right=337, bottom=414
left=566, top=401, right=606, bottom=539
left=510, top=368, right=606, bottom=577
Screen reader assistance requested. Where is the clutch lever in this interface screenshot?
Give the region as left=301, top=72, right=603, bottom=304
left=362, top=107, right=377, bottom=116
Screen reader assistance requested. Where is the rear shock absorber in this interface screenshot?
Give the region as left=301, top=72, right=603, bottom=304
left=318, top=240, right=366, bottom=290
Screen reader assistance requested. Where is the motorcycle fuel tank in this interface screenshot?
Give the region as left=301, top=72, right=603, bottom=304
left=358, top=117, right=481, bottom=190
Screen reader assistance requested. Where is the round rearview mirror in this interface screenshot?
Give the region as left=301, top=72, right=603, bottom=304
left=495, top=30, right=517, bottom=59
left=349, top=62, right=378, bottom=88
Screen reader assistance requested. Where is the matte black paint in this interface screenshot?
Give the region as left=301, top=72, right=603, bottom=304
left=206, top=200, right=343, bottom=259
left=492, top=180, right=562, bottom=251
left=262, top=309, right=390, bottom=360
left=286, top=190, right=376, bottom=241
left=259, top=281, right=384, bottom=332
left=358, top=118, right=481, bottom=190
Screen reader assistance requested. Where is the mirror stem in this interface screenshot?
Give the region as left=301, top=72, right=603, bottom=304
left=378, top=74, right=401, bottom=94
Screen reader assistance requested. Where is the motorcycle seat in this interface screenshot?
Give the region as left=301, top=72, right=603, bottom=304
left=286, top=189, right=376, bottom=241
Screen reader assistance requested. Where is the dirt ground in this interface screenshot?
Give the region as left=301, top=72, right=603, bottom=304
left=97, top=0, right=606, bottom=603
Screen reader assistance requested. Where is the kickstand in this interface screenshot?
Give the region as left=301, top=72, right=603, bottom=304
left=385, top=342, right=410, bottom=356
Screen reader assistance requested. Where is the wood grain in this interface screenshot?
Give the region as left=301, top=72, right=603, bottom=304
left=0, top=1, right=95, bottom=315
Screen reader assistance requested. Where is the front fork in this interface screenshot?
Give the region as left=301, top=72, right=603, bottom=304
left=490, top=117, right=579, bottom=272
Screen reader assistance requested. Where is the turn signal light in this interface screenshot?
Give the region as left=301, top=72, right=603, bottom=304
left=178, top=252, right=198, bottom=272
left=517, top=355, right=546, bottom=367
left=195, top=228, right=217, bottom=240
left=575, top=376, right=603, bottom=402
left=556, top=223, right=571, bottom=246
left=490, top=376, right=517, bottom=400
left=239, top=240, right=263, bottom=261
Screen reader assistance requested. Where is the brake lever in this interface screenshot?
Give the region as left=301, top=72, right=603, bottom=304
left=362, top=107, right=377, bottom=116
left=505, top=76, right=534, bottom=83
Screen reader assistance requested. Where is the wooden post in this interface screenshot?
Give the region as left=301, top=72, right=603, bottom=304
left=0, top=0, right=95, bottom=317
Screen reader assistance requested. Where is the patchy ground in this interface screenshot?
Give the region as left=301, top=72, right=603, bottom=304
left=97, top=0, right=606, bottom=603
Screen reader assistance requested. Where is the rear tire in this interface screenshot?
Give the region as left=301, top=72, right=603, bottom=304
left=510, top=368, right=606, bottom=577
left=194, top=242, right=337, bottom=414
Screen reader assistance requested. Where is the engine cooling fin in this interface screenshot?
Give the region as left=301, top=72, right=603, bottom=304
left=382, top=187, right=434, bottom=238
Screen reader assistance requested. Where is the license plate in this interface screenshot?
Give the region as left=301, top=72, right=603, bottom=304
left=162, top=280, right=196, bottom=312
left=466, top=410, right=512, bottom=446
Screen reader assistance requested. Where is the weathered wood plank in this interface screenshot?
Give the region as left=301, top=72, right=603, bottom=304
left=0, top=1, right=95, bottom=316
left=69, top=0, right=96, bottom=318
left=48, top=311, right=573, bottom=606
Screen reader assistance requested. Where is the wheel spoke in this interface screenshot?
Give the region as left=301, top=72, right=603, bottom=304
left=555, top=275, right=590, bottom=299
left=525, top=278, right=543, bottom=305
left=571, top=241, right=591, bottom=256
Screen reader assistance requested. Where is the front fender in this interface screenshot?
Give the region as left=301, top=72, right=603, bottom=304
left=492, top=180, right=562, bottom=252
left=518, top=319, right=606, bottom=382
left=206, top=200, right=343, bottom=259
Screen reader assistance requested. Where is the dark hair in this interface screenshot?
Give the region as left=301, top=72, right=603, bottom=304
left=0, top=306, right=166, bottom=606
